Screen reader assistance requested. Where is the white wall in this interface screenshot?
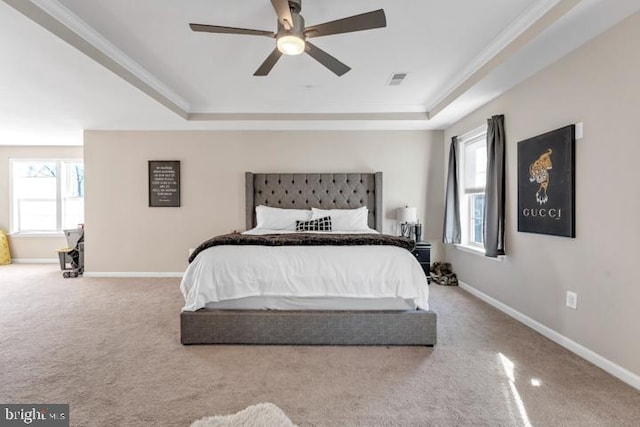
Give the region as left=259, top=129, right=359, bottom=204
left=84, top=130, right=444, bottom=273
left=443, top=13, right=640, bottom=377
left=0, top=145, right=83, bottom=260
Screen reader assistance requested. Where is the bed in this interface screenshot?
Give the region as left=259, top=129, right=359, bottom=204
left=180, top=172, right=437, bottom=345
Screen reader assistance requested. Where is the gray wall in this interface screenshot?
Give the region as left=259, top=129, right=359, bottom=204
left=84, top=130, right=444, bottom=273
left=443, top=13, right=640, bottom=377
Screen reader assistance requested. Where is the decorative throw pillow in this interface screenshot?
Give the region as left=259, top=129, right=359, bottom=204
left=295, top=216, right=332, bottom=232
left=311, top=206, right=369, bottom=231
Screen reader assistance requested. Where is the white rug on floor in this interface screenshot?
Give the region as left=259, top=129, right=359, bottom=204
left=190, top=403, right=298, bottom=427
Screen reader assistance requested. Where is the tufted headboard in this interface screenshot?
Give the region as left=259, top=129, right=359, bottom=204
left=245, top=172, right=383, bottom=232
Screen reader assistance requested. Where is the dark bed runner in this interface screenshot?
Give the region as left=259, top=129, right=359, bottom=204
left=189, top=233, right=415, bottom=263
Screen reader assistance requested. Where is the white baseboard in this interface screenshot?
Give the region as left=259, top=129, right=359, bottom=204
left=12, top=258, right=57, bottom=264
left=83, top=272, right=183, bottom=278
left=458, top=281, right=640, bottom=391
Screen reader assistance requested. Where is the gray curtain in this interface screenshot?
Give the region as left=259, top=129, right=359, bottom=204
left=484, top=115, right=506, bottom=257
left=443, top=136, right=461, bottom=244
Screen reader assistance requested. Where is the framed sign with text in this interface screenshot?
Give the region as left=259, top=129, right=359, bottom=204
left=517, top=125, right=575, bottom=237
left=148, top=160, right=180, bottom=207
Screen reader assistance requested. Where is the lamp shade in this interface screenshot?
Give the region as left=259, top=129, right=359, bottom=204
left=396, top=206, right=417, bottom=223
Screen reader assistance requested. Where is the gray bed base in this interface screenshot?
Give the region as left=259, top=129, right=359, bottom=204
left=181, top=309, right=437, bottom=346
left=180, top=172, right=437, bottom=346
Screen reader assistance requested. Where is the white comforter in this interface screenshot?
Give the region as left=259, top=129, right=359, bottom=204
left=180, top=230, right=429, bottom=311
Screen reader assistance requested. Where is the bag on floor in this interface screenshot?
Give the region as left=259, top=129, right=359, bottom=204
left=0, top=230, right=11, bottom=265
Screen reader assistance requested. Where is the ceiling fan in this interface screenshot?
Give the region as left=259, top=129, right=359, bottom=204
left=189, top=0, right=386, bottom=76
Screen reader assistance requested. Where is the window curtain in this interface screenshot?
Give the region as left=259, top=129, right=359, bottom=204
left=484, top=115, right=506, bottom=257
left=443, top=136, right=461, bottom=244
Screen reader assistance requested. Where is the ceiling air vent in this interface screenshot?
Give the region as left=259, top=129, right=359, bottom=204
left=387, top=72, right=407, bottom=86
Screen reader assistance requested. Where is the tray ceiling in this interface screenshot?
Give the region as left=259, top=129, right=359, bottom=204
left=1, top=0, right=639, bottom=145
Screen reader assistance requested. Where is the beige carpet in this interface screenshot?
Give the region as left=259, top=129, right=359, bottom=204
left=1, top=264, right=639, bottom=427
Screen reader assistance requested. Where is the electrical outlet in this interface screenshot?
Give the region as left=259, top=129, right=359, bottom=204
left=566, top=291, right=577, bottom=309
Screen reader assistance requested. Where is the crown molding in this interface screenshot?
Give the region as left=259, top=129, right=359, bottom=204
left=427, top=0, right=577, bottom=117
left=188, top=112, right=430, bottom=121
left=14, top=0, right=190, bottom=115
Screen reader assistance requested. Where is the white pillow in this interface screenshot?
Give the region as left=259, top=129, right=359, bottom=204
left=311, top=206, right=369, bottom=231
left=255, top=205, right=312, bottom=230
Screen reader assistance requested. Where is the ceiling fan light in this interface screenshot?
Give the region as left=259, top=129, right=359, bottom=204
left=277, top=35, right=305, bottom=55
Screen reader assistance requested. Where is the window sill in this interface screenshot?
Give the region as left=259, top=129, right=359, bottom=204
left=8, top=232, right=64, bottom=238
left=454, top=244, right=504, bottom=262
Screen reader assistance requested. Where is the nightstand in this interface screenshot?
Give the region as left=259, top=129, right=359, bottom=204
left=411, top=241, right=431, bottom=283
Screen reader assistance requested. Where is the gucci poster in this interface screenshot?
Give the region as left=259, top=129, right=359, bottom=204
left=517, top=125, right=575, bottom=237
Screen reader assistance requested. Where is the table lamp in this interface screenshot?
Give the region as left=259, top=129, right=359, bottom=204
left=396, top=206, right=417, bottom=238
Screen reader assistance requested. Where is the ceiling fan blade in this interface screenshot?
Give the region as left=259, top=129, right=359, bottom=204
left=190, top=23, right=274, bottom=38
left=305, top=42, right=350, bottom=76
left=270, top=0, right=294, bottom=30
left=254, top=48, right=283, bottom=76
left=304, top=9, right=386, bottom=38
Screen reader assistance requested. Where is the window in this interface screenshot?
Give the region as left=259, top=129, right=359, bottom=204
left=10, top=159, right=84, bottom=234
left=459, top=126, right=487, bottom=249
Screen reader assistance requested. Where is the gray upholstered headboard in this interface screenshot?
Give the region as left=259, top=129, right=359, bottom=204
left=245, top=172, right=383, bottom=232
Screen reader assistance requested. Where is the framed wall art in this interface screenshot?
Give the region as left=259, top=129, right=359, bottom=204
left=517, top=125, right=575, bottom=237
left=148, top=160, right=180, bottom=207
